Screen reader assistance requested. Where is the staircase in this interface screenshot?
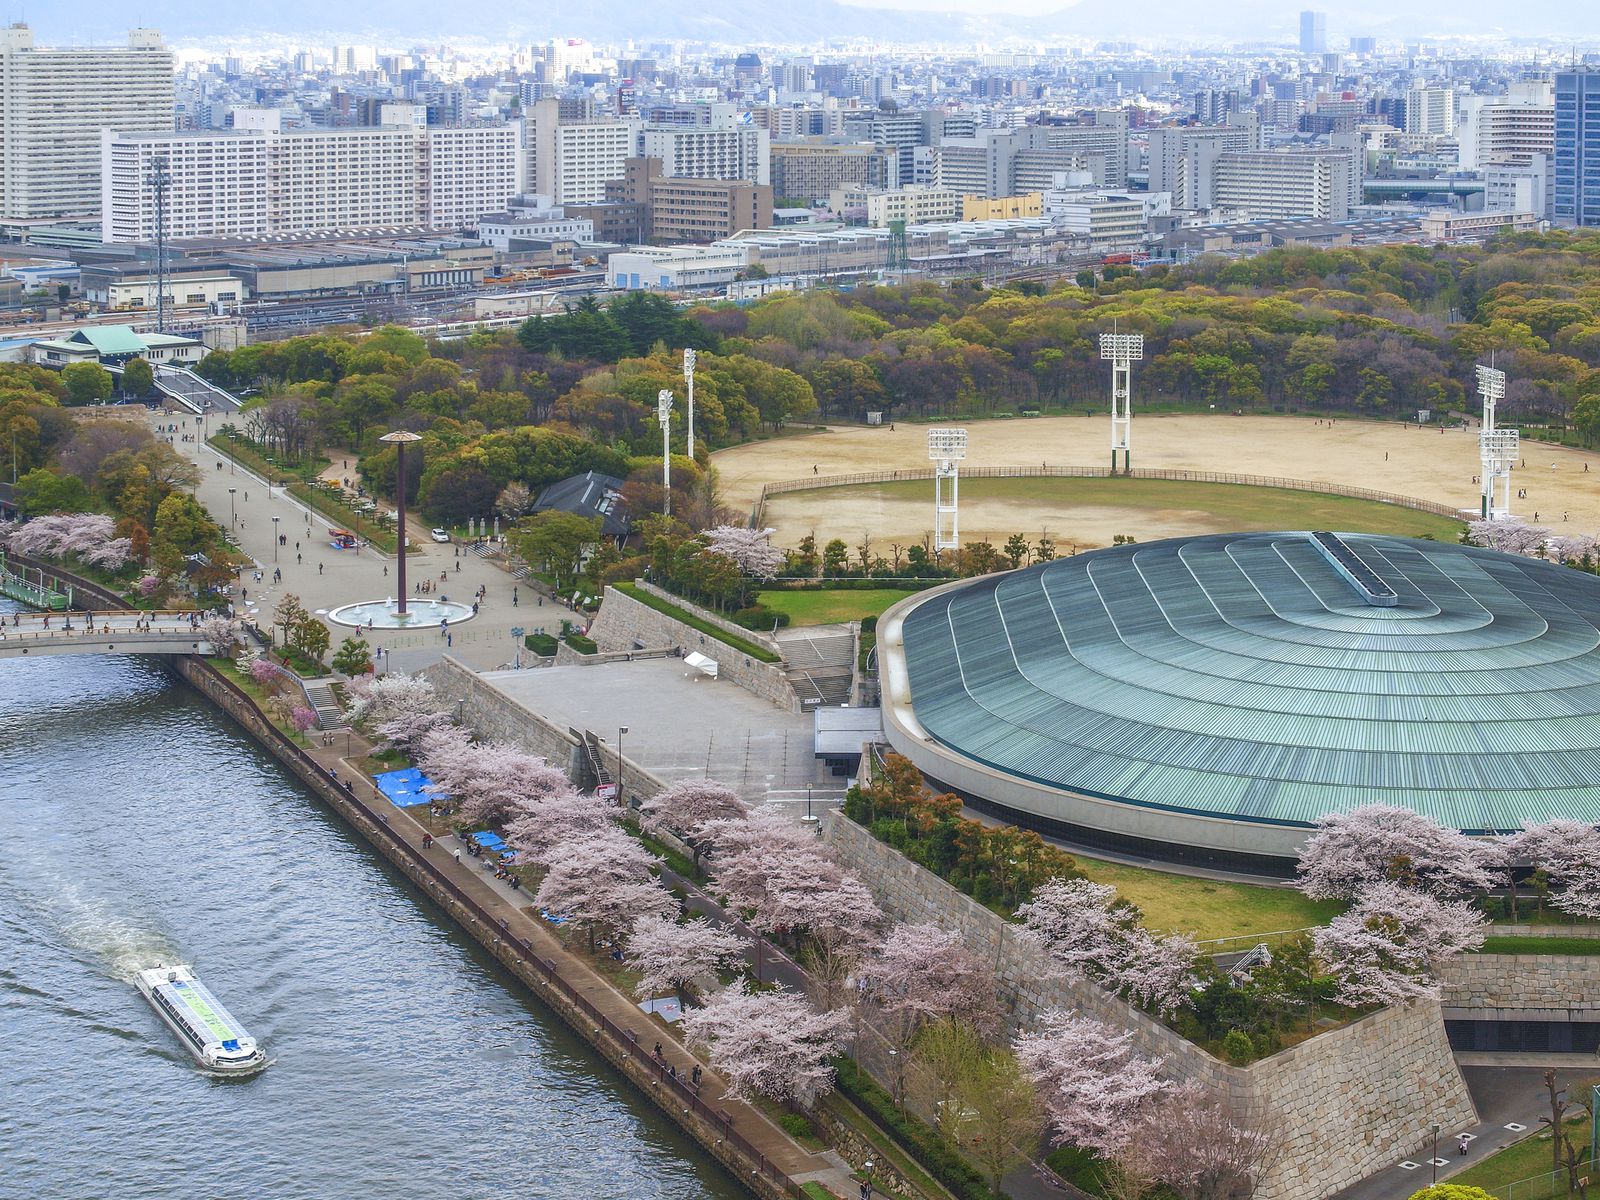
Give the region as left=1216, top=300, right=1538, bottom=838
left=302, top=679, right=346, bottom=730
left=776, top=625, right=856, bottom=707
left=576, top=729, right=613, bottom=793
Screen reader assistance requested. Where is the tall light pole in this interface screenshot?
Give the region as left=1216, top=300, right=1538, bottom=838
left=1101, top=330, right=1143, bottom=475
left=228, top=486, right=237, bottom=528
left=379, top=430, right=423, bottom=614
left=617, top=725, right=629, bottom=805
left=1477, top=362, right=1517, bottom=520
left=272, top=515, right=280, bottom=562
left=657, top=389, right=674, bottom=517
left=683, top=348, right=697, bottom=460
left=927, top=427, right=967, bottom=555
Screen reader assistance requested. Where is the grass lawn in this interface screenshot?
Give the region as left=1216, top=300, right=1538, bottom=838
left=1453, top=1117, right=1588, bottom=1195
left=1478, top=936, right=1600, bottom=956
left=758, top=587, right=918, bottom=626
left=806, top=476, right=1464, bottom=541
left=613, top=583, right=781, bottom=663
left=1071, top=854, right=1343, bottom=942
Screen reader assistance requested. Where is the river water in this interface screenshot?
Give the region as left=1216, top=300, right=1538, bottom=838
left=0, top=600, right=742, bottom=1199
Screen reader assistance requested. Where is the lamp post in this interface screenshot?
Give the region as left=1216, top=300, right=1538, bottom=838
left=379, top=430, right=422, bottom=614
left=1431, top=1122, right=1442, bottom=1184
left=683, top=348, right=697, bottom=460
left=657, top=389, right=673, bottom=517
left=617, top=724, right=629, bottom=805
left=228, top=487, right=237, bottom=528
left=272, top=515, right=280, bottom=562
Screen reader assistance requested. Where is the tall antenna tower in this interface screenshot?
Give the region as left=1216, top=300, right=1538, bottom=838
left=927, top=427, right=968, bottom=554
left=1477, top=362, right=1517, bottom=520
left=683, top=347, right=697, bottom=460
left=147, top=154, right=172, bottom=333
left=1100, top=331, right=1143, bottom=474
left=886, top=218, right=908, bottom=281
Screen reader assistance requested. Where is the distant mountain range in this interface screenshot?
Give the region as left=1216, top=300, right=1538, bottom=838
left=34, top=0, right=1600, bottom=48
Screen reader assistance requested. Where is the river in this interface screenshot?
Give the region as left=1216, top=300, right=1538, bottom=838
left=0, top=600, right=743, bottom=1199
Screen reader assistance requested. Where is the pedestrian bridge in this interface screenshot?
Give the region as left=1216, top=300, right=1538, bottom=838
left=0, top=611, right=227, bottom=660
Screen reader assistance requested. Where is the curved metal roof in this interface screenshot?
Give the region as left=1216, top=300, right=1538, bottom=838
left=900, top=531, right=1600, bottom=833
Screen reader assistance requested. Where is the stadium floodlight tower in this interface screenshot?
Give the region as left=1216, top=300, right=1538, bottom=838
left=1100, top=331, right=1143, bottom=474
left=658, top=388, right=674, bottom=516
left=927, top=427, right=968, bottom=555
left=1477, top=363, right=1518, bottom=520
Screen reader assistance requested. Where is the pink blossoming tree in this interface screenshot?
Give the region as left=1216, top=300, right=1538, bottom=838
left=1312, top=882, right=1487, bottom=1007
left=534, top=827, right=675, bottom=950
left=1296, top=804, right=1498, bottom=901
left=681, top=980, right=852, bottom=1110
left=1014, top=1010, right=1169, bottom=1157
left=701, top=525, right=786, bottom=580
left=1503, top=820, right=1600, bottom=921
left=640, top=779, right=750, bottom=866
left=624, top=913, right=747, bottom=1006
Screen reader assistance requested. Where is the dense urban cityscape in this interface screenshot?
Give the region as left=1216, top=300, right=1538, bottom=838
left=3, top=7, right=1600, bottom=1200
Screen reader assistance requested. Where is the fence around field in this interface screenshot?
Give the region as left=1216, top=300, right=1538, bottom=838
left=1483, top=1166, right=1591, bottom=1200
left=748, top=465, right=1467, bottom=528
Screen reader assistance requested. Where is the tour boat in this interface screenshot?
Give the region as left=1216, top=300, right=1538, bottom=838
left=134, top=965, right=266, bottom=1075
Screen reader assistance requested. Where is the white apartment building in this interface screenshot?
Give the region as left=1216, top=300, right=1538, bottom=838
left=1420, top=210, right=1542, bottom=242
left=640, top=119, right=770, bottom=186
left=478, top=196, right=595, bottom=248
left=1042, top=177, right=1169, bottom=250
left=0, top=25, right=174, bottom=223
left=1406, top=87, right=1456, bottom=137
left=1486, top=156, right=1553, bottom=218
left=524, top=100, right=635, bottom=205
left=1147, top=123, right=1260, bottom=209
left=1212, top=150, right=1361, bottom=220
left=1457, top=89, right=1555, bottom=171
left=830, top=184, right=958, bottom=225
left=101, top=118, right=522, bottom=242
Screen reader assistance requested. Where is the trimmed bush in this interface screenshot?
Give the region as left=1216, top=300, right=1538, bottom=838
left=733, top=603, right=791, bottom=630
left=778, top=1112, right=814, bottom=1139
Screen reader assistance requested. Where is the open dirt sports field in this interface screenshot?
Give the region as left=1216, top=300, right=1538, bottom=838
left=713, top=414, right=1600, bottom=551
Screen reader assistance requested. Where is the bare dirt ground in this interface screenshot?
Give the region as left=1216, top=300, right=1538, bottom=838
left=714, top=415, right=1600, bottom=550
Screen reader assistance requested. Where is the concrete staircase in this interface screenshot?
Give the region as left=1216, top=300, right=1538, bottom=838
left=302, top=678, right=346, bottom=730
left=775, top=625, right=855, bottom=707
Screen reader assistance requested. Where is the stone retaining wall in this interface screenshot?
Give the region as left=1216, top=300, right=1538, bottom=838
left=587, top=584, right=799, bottom=713
left=1440, top=954, right=1600, bottom=1019
left=821, top=811, right=1476, bottom=1200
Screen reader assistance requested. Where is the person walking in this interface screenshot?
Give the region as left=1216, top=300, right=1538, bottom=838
left=319, top=562, right=324, bottom=575
left=513, top=587, right=519, bottom=606
left=454, top=848, right=461, bottom=865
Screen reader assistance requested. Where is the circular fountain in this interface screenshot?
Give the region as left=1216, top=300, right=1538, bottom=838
left=327, top=597, right=475, bottom=629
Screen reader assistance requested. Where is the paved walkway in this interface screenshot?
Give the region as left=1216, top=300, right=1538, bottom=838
left=1330, top=1063, right=1597, bottom=1200
left=165, top=412, right=569, bottom=673
left=298, top=725, right=857, bottom=1198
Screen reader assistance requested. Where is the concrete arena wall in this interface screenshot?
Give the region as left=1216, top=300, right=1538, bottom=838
left=1440, top=954, right=1600, bottom=1021
left=822, top=811, right=1478, bottom=1200
left=876, top=582, right=1312, bottom=866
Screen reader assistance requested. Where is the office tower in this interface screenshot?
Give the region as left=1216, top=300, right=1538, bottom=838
left=1405, top=87, right=1456, bottom=136
left=1348, top=36, right=1377, bottom=55
left=842, top=108, right=928, bottom=185
left=1555, top=68, right=1600, bottom=226
left=0, top=25, right=174, bottom=223
left=1457, top=86, right=1554, bottom=172
left=1299, top=11, right=1327, bottom=55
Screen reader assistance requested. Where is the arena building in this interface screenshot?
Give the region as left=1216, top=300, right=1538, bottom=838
left=877, top=530, right=1600, bottom=872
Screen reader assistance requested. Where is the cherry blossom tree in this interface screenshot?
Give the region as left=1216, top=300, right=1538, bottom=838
left=503, top=787, right=614, bottom=865
left=1312, top=882, right=1487, bottom=1007
left=701, top=525, right=785, bottom=579
left=9, top=513, right=123, bottom=563
left=1505, top=820, right=1600, bottom=921
left=1548, top=534, right=1598, bottom=565
left=625, top=913, right=747, bottom=1005
left=1120, top=1082, right=1274, bottom=1200
left=1014, top=1010, right=1169, bottom=1157
left=1296, top=804, right=1498, bottom=901
left=640, top=779, right=750, bottom=865
left=705, top=806, right=823, bottom=910
left=290, top=705, right=319, bottom=736
left=1015, top=878, right=1198, bottom=1017
left=415, top=734, right=574, bottom=829
left=198, top=616, right=243, bottom=655
left=863, top=922, right=1002, bottom=1103
left=1468, top=519, right=1549, bottom=557
left=346, top=672, right=444, bottom=747
left=534, top=827, right=675, bottom=950
left=681, top=980, right=852, bottom=1109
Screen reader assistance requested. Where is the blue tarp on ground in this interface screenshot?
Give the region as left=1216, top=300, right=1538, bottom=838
left=471, top=831, right=507, bottom=850
left=375, top=767, right=437, bottom=808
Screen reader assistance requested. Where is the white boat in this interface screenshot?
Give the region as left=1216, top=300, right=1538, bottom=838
left=135, top=964, right=266, bottom=1075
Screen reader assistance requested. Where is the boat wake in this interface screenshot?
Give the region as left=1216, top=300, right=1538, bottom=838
left=1, top=868, right=179, bottom=983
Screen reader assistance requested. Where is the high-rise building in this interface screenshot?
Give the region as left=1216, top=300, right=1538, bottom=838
left=101, top=116, right=522, bottom=242
left=1457, top=85, right=1554, bottom=173
left=1212, top=149, right=1360, bottom=220
left=842, top=109, right=929, bottom=185
left=1147, top=120, right=1261, bottom=209
left=770, top=139, right=897, bottom=203
left=523, top=99, right=636, bottom=205
left=1299, top=11, right=1327, bottom=55
left=1555, top=69, right=1600, bottom=227
left=1405, top=87, right=1456, bottom=136
left=0, top=24, right=174, bottom=224
left=640, top=108, right=769, bottom=186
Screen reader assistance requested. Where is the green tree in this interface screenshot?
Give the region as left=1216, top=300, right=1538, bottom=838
left=292, top=614, right=330, bottom=665
left=515, top=510, right=603, bottom=592
left=822, top=538, right=849, bottom=577
left=1004, top=533, right=1030, bottom=570
left=121, top=357, right=155, bottom=397
left=331, top=636, right=373, bottom=676
left=14, top=468, right=91, bottom=517
left=275, top=593, right=309, bottom=650
left=151, top=492, right=216, bottom=576
left=60, top=362, right=114, bottom=406
left=955, top=1047, right=1042, bottom=1193
left=1406, top=1187, right=1501, bottom=1200
left=1573, top=393, right=1600, bottom=447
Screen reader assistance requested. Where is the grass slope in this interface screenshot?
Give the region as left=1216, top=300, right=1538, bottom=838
left=757, top=588, right=918, bottom=626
